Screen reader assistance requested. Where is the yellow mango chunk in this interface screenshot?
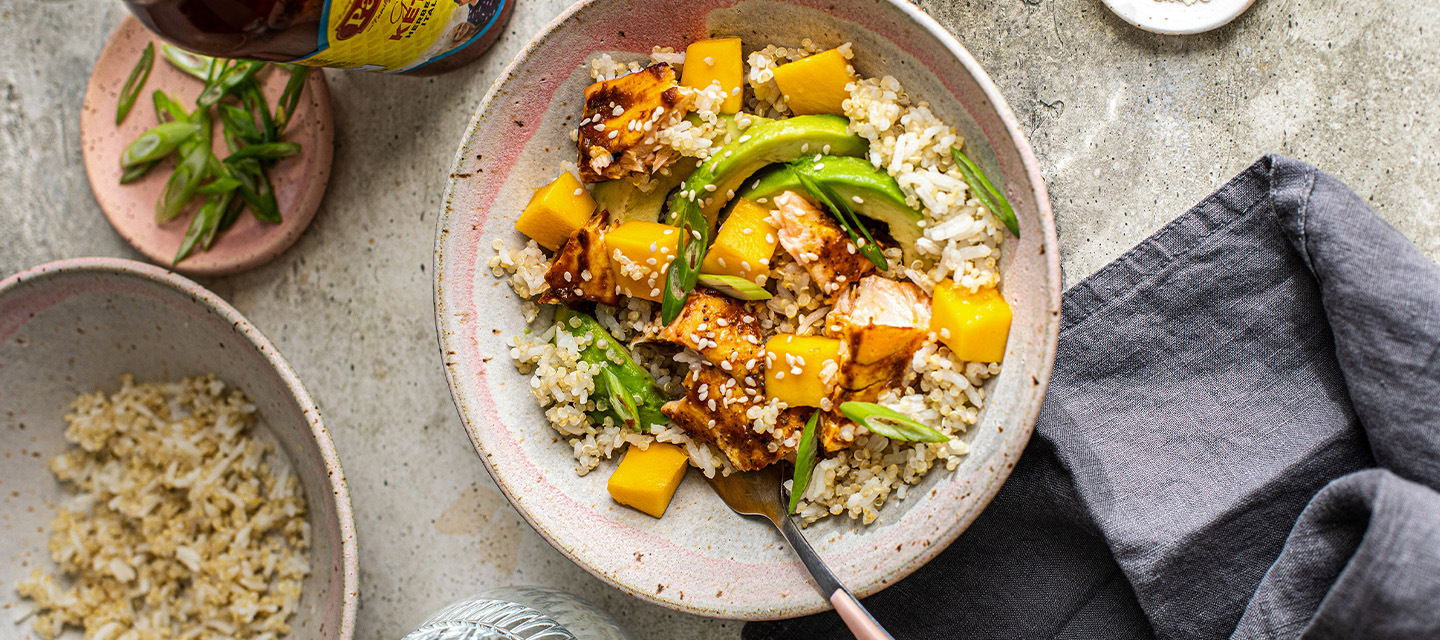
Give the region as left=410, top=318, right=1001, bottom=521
left=764, top=335, right=842, bottom=408
left=605, top=220, right=680, bottom=302
left=515, top=172, right=597, bottom=251
left=681, top=37, right=744, bottom=114
left=931, top=281, right=1012, bottom=363
left=700, top=198, right=778, bottom=283
left=608, top=442, right=690, bottom=518
left=771, top=48, right=857, bottom=116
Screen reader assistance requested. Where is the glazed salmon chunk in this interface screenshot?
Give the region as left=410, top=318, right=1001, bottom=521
left=771, top=191, right=875, bottom=299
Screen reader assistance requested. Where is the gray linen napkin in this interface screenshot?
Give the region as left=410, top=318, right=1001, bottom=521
left=744, top=155, right=1440, bottom=639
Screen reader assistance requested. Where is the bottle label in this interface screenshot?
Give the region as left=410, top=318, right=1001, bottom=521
left=295, top=0, right=507, bottom=73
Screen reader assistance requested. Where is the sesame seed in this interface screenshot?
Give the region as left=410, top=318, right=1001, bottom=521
left=595, top=123, right=606, bottom=131
left=649, top=241, right=658, bottom=253
left=742, top=228, right=754, bottom=235
left=651, top=288, right=661, bottom=297
left=757, top=197, right=768, bottom=204
left=765, top=233, right=775, bottom=243
left=704, top=184, right=717, bottom=192
left=608, top=130, right=619, bottom=139
left=940, top=328, right=951, bottom=339
left=704, top=56, right=715, bottom=65
left=852, top=196, right=864, bottom=204
left=663, top=229, right=675, bottom=235
left=822, top=145, right=831, bottom=154
left=813, top=153, right=822, bottom=162
left=717, top=257, right=727, bottom=268
left=646, top=257, right=657, bottom=265
left=739, top=135, right=752, bottom=143
left=741, top=261, right=751, bottom=271
left=790, top=366, right=803, bottom=375
left=801, top=143, right=809, bottom=153
left=720, top=360, right=732, bottom=371
left=813, top=163, right=825, bottom=171
left=612, top=105, right=624, bottom=116
left=775, top=371, right=785, bottom=379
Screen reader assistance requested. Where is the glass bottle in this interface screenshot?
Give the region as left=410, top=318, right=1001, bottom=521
left=122, top=0, right=513, bottom=75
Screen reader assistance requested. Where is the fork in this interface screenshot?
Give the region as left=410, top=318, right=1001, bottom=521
left=706, top=466, right=895, bottom=640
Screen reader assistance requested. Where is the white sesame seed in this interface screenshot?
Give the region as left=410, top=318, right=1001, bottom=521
left=852, top=195, right=864, bottom=204
left=704, top=184, right=717, bottom=192
left=646, top=257, right=657, bottom=265
left=612, top=105, right=624, bottom=116
left=608, top=130, right=619, bottom=139
left=563, top=272, right=573, bottom=282
left=813, top=163, right=825, bottom=171
left=649, top=241, right=658, bottom=253
left=765, top=233, right=775, bottom=243
left=663, top=229, right=675, bottom=235
left=775, top=371, right=785, bottom=379
left=595, top=123, right=606, bottom=131
left=651, top=288, right=662, bottom=297
left=704, top=56, right=715, bottom=65
left=822, top=144, right=831, bottom=154
left=717, top=257, right=727, bottom=268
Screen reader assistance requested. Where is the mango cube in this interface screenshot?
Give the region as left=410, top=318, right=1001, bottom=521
left=931, top=281, right=1012, bottom=363
left=515, top=172, right=597, bottom=251
left=764, top=335, right=842, bottom=408
left=681, top=37, right=743, bottom=113
left=700, top=198, right=778, bottom=283
left=608, top=442, right=690, bottom=518
left=605, top=220, right=680, bottom=302
left=771, top=48, right=857, bottom=116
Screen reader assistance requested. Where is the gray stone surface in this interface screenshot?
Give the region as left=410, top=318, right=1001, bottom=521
left=0, top=0, right=1434, bottom=639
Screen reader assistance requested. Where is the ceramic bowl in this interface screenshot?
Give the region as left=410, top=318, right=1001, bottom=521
left=0, top=258, right=357, bottom=640
left=435, top=0, right=1060, bottom=620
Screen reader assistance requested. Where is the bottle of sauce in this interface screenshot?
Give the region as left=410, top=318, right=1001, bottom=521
left=123, top=0, right=513, bottom=75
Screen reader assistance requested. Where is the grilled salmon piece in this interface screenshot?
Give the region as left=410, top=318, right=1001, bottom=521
left=829, top=275, right=931, bottom=391
left=539, top=210, right=620, bottom=306
left=579, top=64, right=691, bottom=183
left=661, top=365, right=804, bottom=471
left=657, top=288, right=766, bottom=383
left=772, top=191, right=875, bottom=299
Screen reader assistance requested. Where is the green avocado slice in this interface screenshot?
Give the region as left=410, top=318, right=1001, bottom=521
left=665, top=115, right=868, bottom=233
left=592, top=158, right=698, bottom=224
left=740, top=155, right=925, bottom=266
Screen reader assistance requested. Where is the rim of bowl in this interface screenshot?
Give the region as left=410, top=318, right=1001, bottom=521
left=435, top=0, right=1061, bottom=617
left=0, top=257, right=359, bottom=639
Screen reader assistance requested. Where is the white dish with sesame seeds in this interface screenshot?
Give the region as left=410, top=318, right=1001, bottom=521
left=437, top=0, right=1059, bottom=620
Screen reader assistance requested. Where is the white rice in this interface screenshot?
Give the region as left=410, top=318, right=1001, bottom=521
left=16, top=375, right=311, bottom=640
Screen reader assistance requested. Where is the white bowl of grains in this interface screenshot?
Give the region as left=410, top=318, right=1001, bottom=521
left=0, top=258, right=357, bottom=640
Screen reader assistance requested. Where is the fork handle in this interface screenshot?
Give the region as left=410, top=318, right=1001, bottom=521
left=775, top=514, right=895, bottom=640
left=831, top=589, right=893, bottom=640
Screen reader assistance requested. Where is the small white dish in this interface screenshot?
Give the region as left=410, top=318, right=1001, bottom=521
left=1101, top=0, right=1258, bottom=35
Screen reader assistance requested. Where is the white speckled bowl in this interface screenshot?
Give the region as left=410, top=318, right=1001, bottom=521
left=0, top=258, right=357, bottom=640
left=435, top=0, right=1060, bottom=620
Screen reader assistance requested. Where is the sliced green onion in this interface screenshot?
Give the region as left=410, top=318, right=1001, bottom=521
left=200, top=190, right=239, bottom=251
left=950, top=147, right=1019, bottom=238
left=839, top=401, right=950, bottom=443
left=225, top=142, right=300, bottom=161
left=696, top=273, right=772, bottom=300
left=197, top=61, right=264, bottom=108
left=273, top=65, right=310, bottom=134
left=241, top=81, right=277, bottom=144
left=120, top=121, right=200, bottom=169
left=793, top=167, right=887, bottom=271
left=160, top=44, right=217, bottom=81
left=602, top=368, right=642, bottom=432
left=120, top=161, right=158, bottom=184
left=217, top=103, right=262, bottom=144
left=176, top=194, right=223, bottom=264
left=661, top=195, right=708, bottom=324
left=789, top=411, right=821, bottom=514
left=196, top=175, right=241, bottom=195
left=225, top=157, right=281, bottom=223
left=116, top=43, right=154, bottom=125
left=152, top=90, right=190, bottom=124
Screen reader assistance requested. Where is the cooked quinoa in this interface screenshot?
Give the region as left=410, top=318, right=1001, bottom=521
left=15, top=375, right=311, bottom=640
left=489, top=40, right=1009, bottom=525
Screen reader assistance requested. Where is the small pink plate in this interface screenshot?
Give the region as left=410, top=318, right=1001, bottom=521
left=81, top=17, right=334, bottom=277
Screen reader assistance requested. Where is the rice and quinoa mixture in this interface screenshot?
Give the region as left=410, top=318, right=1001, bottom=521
left=16, top=375, right=311, bottom=640
left=490, top=39, right=1008, bottom=525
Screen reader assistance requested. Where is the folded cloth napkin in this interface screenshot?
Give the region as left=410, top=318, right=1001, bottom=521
left=744, top=155, right=1440, bottom=640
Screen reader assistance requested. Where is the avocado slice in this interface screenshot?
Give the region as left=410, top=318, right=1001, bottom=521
left=740, top=155, right=925, bottom=266
left=666, top=115, right=868, bottom=233
left=592, top=157, right=699, bottom=225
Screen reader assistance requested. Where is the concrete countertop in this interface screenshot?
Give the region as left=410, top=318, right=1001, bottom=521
left=1, top=0, right=1435, bottom=638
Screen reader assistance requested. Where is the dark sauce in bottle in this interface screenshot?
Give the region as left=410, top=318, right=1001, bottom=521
left=124, top=0, right=512, bottom=75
